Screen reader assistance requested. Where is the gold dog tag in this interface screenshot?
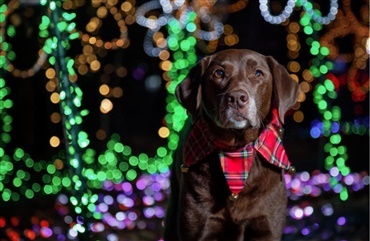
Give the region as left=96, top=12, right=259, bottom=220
left=287, top=166, right=296, bottom=174
left=229, top=193, right=239, bottom=201
left=278, top=127, right=284, bottom=137
left=181, top=164, right=189, bottom=173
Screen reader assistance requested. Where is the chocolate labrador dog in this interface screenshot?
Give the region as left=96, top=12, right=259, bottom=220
left=164, top=49, right=300, bottom=241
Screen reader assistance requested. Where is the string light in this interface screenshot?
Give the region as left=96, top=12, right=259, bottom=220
left=300, top=8, right=351, bottom=201
left=300, top=0, right=338, bottom=25
left=259, top=0, right=296, bottom=24
left=260, top=0, right=366, bottom=201
left=259, top=0, right=339, bottom=25
left=43, top=1, right=95, bottom=238
left=0, top=2, right=15, bottom=204
left=136, top=0, right=226, bottom=57
left=1, top=0, right=49, bottom=78
left=77, top=0, right=131, bottom=50
left=320, top=0, right=369, bottom=101
left=223, top=0, right=250, bottom=13
left=285, top=21, right=307, bottom=122
left=191, top=1, right=249, bottom=53
left=0, top=169, right=368, bottom=240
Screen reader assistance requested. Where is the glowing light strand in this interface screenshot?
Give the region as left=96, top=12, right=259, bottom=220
left=320, top=1, right=369, bottom=100
left=0, top=1, right=14, bottom=197
left=0, top=0, right=49, bottom=78
left=259, top=0, right=297, bottom=24
left=1, top=0, right=75, bottom=78
left=77, top=0, right=130, bottom=50
left=136, top=0, right=224, bottom=57
left=136, top=0, right=177, bottom=57
left=0, top=0, right=80, bottom=205
left=135, top=0, right=173, bottom=31
left=259, top=0, right=338, bottom=25
left=301, top=0, right=338, bottom=25
left=299, top=8, right=350, bottom=201
left=164, top=14, right=198, bottom=132
left=45, top=0, right=93, bottom=238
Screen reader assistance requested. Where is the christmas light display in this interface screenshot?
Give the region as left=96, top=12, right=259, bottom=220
left=0, top=0, right=368, bottom=240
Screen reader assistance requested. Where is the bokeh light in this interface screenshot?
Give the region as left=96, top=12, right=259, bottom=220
left=0, top=0, right=368, bottom=240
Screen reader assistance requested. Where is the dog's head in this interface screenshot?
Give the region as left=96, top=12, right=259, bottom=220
left=176, top=49, right=300, bottom=144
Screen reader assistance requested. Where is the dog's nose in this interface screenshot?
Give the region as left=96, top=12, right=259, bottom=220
left=226, top=91, right=248, bottom=108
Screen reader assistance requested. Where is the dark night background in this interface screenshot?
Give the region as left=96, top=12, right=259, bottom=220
left=0, top=0, right=369, bottom=240
left=5, top=0, right=369, bottom=172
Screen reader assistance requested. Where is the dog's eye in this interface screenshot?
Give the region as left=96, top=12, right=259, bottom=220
left=255, top=70, right=263, bottom=77
left=213, top=69, right=224, bottom=78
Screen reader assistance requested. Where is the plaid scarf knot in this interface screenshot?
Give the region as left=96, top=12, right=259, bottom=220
left=183, top=108, right=293, bottom=195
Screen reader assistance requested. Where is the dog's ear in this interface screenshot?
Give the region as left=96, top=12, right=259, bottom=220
left=175, top=57, right=209, bottom=118
left=267, top=56, right=300, bottom=123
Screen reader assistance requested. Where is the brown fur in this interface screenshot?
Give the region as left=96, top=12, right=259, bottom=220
left=164, top=49, right=300, bottom=241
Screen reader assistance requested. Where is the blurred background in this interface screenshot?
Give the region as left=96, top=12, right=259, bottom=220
left=0, top=0, right=368, bottom=240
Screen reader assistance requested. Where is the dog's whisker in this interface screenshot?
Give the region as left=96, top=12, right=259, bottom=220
left=216, top=92, right=229, bottom=97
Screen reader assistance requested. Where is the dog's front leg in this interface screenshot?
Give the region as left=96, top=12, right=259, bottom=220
left=179, top=214, right=227, bottom=241
left=163, top=176, right=180, bottom=240
left=199, top=217, right=245, bottom=241
left=179, top=204, right=245, bottom=241
left=163, top=145, right=185, bottom=241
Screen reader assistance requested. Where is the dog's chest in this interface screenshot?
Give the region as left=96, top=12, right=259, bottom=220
left=181, top=152, right=288, bottom=225
left=183, top=152, right=253, bottom=203
left=181, top=152, right=264, bottom=223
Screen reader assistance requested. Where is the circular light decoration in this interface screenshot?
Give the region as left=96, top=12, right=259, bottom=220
left=300, top=0, right=338, bottom=25
left=135, top=0, right=224, bottom=57
left=1, top=1, right=50, bottom=78
left=259, top=0, right=339, bottom=25
left=77, top=0, right=131, bottom=50
left=259, top=0, right=296, bottom=24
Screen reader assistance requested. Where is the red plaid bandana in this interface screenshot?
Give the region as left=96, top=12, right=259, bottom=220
left=254, top=108, right=290, bottom=170
left=183, top=108, right=291, bottom=195
left=219, top=148, right=253, bottom=194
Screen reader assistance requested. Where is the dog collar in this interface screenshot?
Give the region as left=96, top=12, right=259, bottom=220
left=182, top=108, right=295, bottom=194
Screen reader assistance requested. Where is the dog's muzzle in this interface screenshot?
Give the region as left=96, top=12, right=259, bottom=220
left=221, top=90, right=257, bottom=129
